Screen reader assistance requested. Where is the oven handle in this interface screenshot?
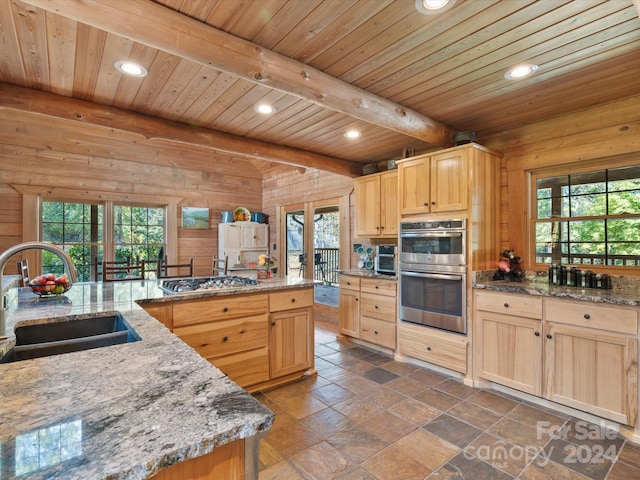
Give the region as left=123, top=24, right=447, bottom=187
left=400, top=232, right=463, bottom=238
left=400, top=271, right=464, bottom=281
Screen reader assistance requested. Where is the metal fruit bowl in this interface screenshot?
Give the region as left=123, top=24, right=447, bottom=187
left=29, top=280, right=71, bottom=296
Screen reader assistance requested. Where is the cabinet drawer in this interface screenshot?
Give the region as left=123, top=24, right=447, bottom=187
left=174, top=314, right=268, bottom=358
left=270, top=288, right=313, bottom=311
left=212, top=348, right=270, bottom=388
left=545, top=299, right=637, bottom=335
left=361, top=278, right=397, bottom=297
left=339, top=275, right=360, bottom=291
left=475, top=291, right=543, bottom=319
left=360, top=317, right=396, bottom=349
left=360, top=293, right=396, bottom=322
left=172, top=294, right=268, bottom=327
left=399, top=323, right=467, bottom=374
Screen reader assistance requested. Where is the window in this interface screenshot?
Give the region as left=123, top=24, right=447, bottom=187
left=41, top=201, right=165, bottom=281
left=42, top=202, right=103, bottom=281
left=113, top=205, right=164, bottom=264
left=533, top=165, right=640, bottom=268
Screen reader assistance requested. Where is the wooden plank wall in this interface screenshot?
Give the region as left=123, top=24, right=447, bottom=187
left=483, top=94, right=640, bottom=272
left=0, top=110, right=264, bottom=276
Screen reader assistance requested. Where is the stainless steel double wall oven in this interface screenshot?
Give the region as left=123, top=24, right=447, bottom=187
left=399, top=219, right=467, bottom=335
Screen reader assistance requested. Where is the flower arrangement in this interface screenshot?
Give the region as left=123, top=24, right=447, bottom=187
left=258, top=253, right=276, bottom=269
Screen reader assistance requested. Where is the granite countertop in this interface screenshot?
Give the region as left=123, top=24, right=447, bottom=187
left=0, top=275, right=318, bottom=479
left=337, top=269, right=397, bottom=280
left=472, top=271, right=640, bottom=307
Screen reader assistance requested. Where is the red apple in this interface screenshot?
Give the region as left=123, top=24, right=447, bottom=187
left=44, top=280, right=56, bottom=293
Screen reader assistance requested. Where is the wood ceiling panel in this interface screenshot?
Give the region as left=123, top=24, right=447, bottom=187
left=10, top=0, right=49, bottom=90
left=44, top=12, right=76, bottom=95
left=0, top=1, right=25, bottom=84
left=3, top=0, right=640, bottom=170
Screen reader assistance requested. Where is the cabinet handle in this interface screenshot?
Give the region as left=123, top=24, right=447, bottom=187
left=223, top=336, right=228, bottom=342
left=426, top=346, right=431, bottom=351
left=291, top=298, right=296, bottom=303
left=240, top=330, right=245, bottom=334
left=546, top=334, right=553, bottom=339
left=431, top=201, right=436, bottom=205
left=374, top=305, right=379, bottom=309
left=503, top=303, right=509, bottom=308
left=423, top=202, right=429, bottom=206
left=534, top=331, right=540, bottom=336
left=271, top=321, right=276, bottom=326
left=374, top=330, right=378, bottom=334
left=375, top=285, right=379, bottom=289
left=376, top=226, right=380, bottom=230
left=355, top=298, right=359, bottom=302
left=584, top=313, right=590, bottom=319
left=223, top=307, right=229, bottom=312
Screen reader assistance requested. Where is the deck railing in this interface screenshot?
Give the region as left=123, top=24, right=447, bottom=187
left=286, top=248, right=339, bottom=285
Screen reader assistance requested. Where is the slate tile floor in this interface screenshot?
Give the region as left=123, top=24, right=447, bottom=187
left=254, top=320, right=640, bottom=479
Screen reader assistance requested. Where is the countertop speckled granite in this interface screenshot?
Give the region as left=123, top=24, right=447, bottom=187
left=0, top=275, right=314, bottom=480
left=337, top=269, right=397, bottom=280
left=472, top=270, right=640, bottom=306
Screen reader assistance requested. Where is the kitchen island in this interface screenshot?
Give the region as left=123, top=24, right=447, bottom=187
left=0, top=276, right=315, bottom=479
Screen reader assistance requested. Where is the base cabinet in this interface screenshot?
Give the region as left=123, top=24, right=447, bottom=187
left=338, top=275, right=397, bottom=350
left=142, top=287, right=314, bottom=391
left=399, top=322, right=468, bottom=374
left=475, top=290, right=638, bottom=426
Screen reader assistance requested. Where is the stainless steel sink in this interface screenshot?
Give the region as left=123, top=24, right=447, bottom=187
left=1, top=312, right=141, bottom=363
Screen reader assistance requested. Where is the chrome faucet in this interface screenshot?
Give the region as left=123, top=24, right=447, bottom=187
left=0, top=241, right=79, bottom=336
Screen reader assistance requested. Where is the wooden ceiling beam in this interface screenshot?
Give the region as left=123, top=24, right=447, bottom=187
left=0, top=83, right=363, bottom=177
left=21, top=0, right=456, bottom=148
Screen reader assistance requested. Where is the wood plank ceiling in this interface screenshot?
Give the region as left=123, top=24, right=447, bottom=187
left=1, top=0, right=639, bottom=175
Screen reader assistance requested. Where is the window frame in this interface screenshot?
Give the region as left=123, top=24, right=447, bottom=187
left=529, top=157, right=640, bottom=273
left=14, top=185, right=180, bottom=279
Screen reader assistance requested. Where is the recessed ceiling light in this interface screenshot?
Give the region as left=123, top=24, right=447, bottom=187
left=114, top=61, right=148, bottom=77
left=415, top=0, right=456, bottom=14
left=254, top=104, right=276, bottom=114
left=504, top=64, right=539, bottom=80
left=344, top=130, right=361, bottom=139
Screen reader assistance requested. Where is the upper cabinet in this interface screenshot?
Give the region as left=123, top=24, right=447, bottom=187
left=354, top=169, right=398, bottom=237
left=398, top=149, right=469, bottom=215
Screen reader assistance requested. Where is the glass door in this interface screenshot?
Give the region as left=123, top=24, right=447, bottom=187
left=285, top=209, right=305, bottom=277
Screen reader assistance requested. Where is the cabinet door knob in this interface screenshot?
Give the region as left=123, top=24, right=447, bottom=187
left=222, top=336, right=228, bottom=342
left=355, top=298, right=359, bottom=302
left=534, top=331, right=540, bottom=336
left=291, top=298, right=296, bottom=303
left=423, top=202, right=429, bottom=206
left=584, top=313, right=590, bottom=319
left=426, top=346, right=431, bottom=351
left=431, top=201, right=436, bottom=205
left=376, top=226, right=380, bottom=230
left=375, top=286, right=379, bottom=289
left=271, top=321, right=276, bottom=326
left=374, top=305, right=379, bottom=309
left=546, top=334, right=553, bottom=339
left=503, top=303, right=509, bottom=308
left=223, top=307, right=229, bottom=312
left=374, top=330, right=378, bottom=335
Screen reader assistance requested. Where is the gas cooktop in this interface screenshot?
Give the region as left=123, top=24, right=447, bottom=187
left=159, top=276, right=258, bottom=294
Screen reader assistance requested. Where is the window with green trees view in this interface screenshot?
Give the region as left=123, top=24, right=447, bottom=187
left=41, top=202, right=165, bottom=281
left=534, top=165, right=640, bottom=267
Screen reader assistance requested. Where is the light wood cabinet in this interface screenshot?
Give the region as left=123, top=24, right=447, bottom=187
left=399, top=322, right=468, bottom=374
left=474, top=291, right=543, bottom=395
left=354, top=170, right=398, bottom=237
left=339, top=275, right=397, bottom=350
left=474, top=290, right=639, bottom=426
left=143, top=287, right=314, bottom=391
left=338, top=275, right=360, bottom=338
left=268, top=289, right=314, bottom=378
left=270, top=308, right=313, bottom=378
left=398, top=149, right=468, bottom=215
